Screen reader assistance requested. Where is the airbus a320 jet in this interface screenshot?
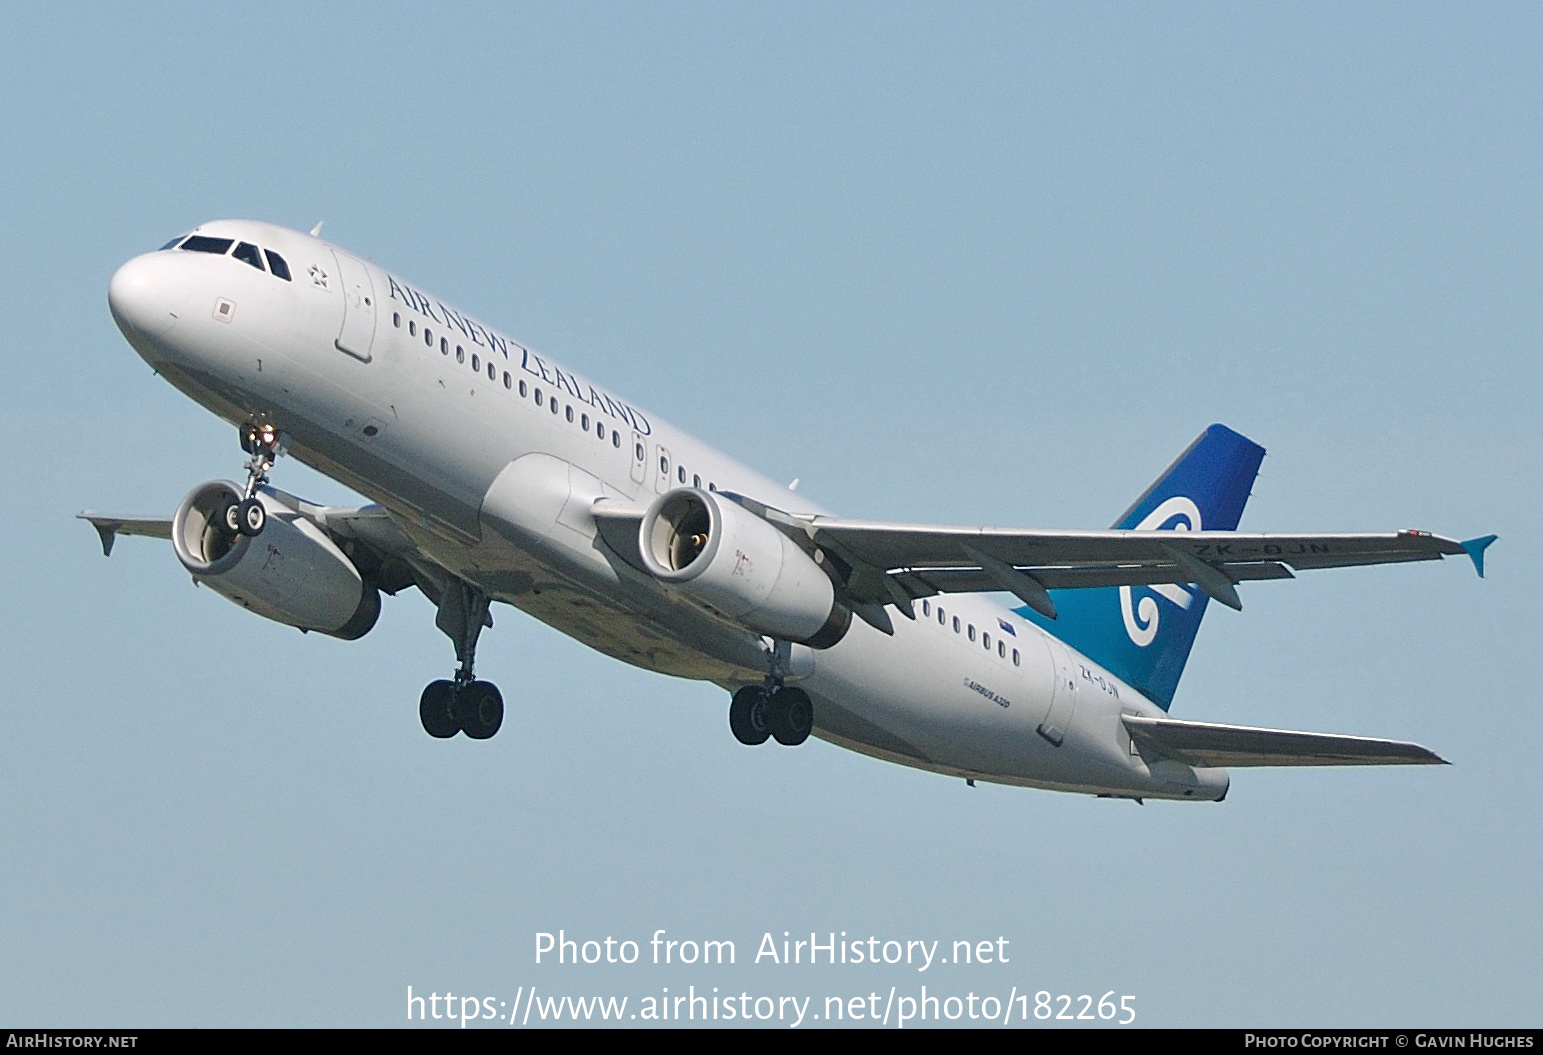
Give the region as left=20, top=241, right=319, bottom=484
left=85, top=220, right=1495, bottom=802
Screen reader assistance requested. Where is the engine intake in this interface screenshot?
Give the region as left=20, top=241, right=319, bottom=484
left=172, top=481, right=380, bottom=639
left=639, top=488, right=849, bottom=648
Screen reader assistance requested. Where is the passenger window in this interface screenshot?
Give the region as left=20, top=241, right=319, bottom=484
left=1012, top=649, right=1020, bottom=666
left=677, top=466, right=686, bottom=483
left=441, top=337, right=448, bottom=354
left=565, top=405, right=573, bottom=423
left=456, top=346, right=465, bottom=364
left=264, top=250, right=291, bottom=280
left=581, top=413, right=590, bottom=430
left=393, top=312, right=401, bottom=328
left=937, top=607, right=945, bottom=624
left=612, top=432, right=621, bottom=448
left=659, top=456, right=668, bottom=473
left=597, top=422, right=605, bottom=440
left=983, top=632, right=991, bottom=650
left=693, top=474, right=700, bottom=488
left=180, top=235, right=234, bottom=255
left=998, top=641, right=1006, bottom=658
left=503, top=371, right=512, bottom=389
left=409, top=321, right=417, bottom=336
left=232, top=242, right=265, bottom=270
left=968, top=625, right=976, bottom=642
left=519, top=380, right=528, bottom=397
left=535, top=389, right=543, bottom=406
left=708, top=482, right=716, bottom=491
left=952, top=616, right=960, bottom=633
left=472, top=354, right=480, bottom=372
left=922, top=600, right=930, bottom=617
left=550, top=399, right=559, bottom=415
left=488, top=362, right=495, bottom=381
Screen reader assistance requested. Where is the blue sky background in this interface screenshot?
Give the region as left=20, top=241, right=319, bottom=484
left=1, top=3, right=1539, bottom=1026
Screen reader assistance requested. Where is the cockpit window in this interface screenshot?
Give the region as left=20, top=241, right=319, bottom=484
left=159, top=236, right=186, bottom=251
left=180, top=236, right=234, bottom=255
left=232, top=242, right=265, bottom=271
left=264, top=250, right=291, bottom=281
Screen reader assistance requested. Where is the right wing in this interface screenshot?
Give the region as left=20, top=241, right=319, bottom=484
left=1122, top=714, right=1447, bottom=768
left=78, top=513, right=173, bottom=557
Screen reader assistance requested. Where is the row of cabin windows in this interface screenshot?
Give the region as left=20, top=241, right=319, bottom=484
left=665, top=456, right=715, bottom=493
left=919, top=599, right=1020, bottom=666
left=393, top=312, right=625, bottom=449
left=165, top=235, right=292, bottom=281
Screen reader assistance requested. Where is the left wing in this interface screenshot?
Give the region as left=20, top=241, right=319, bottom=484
left=587, top=492, right=1493, bottom=626
left=795, top=515, right=1494, bottom=618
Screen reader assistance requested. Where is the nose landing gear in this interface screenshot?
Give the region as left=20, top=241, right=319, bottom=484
left=420, top=579, right=505, bottom=740
left=218, top=421, right=286, bottom=538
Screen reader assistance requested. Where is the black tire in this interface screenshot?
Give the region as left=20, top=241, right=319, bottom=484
left=728, top=686, right=771, bottom=745
left=768, top=686, right=814, bottom=746
left=419, top=680, right=459, bottom=738
left=458, top=681, right=504, bottom=740
left=218, top=496, right=242, bottom=536
left=238, top=497, right=266, bottom=537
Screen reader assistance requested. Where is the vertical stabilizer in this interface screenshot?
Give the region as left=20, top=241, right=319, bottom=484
left=1016, top=424, right=1266, bottom=710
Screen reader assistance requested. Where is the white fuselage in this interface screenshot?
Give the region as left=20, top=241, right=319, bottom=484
left=108, top=220, right=1227, bottom=801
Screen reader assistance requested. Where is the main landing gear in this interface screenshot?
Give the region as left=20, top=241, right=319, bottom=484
left=217, top=421, right=285, bottom=538
left=420, top=579, right=504, bottom=740
left=729, top=684, right=814, bottom=746
left=729, top=639, right=814, bottom=747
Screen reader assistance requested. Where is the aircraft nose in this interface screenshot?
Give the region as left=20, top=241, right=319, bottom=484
left=108, top=253, right=188, bottom=341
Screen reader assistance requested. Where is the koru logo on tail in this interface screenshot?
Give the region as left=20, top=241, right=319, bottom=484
left=1120, top=496, right=1201, bottom=647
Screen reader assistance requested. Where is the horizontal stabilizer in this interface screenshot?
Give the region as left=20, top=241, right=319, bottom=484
left=78, top=513, right=173, bottom=557
left=1122, top=714, right=1447, bottom=768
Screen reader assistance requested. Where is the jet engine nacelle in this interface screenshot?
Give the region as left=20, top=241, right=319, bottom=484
left=171, top=481, right=380, bottom=639
left=638, top=488, right=849, bottom=648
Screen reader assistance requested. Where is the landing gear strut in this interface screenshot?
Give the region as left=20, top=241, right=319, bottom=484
left=420, top=579, right=504, bottom=740
left=219, top=421, right=285, bottom=538
left=728, top=639, right=813, bottom=747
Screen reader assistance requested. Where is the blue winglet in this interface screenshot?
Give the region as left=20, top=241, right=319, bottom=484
left=1460, top=535, right=1497, bottom=578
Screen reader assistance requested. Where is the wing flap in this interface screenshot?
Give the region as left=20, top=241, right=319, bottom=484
left=894, top=560, right=1296, bottom=596
left=1122, top=714, right=1447, bottom=768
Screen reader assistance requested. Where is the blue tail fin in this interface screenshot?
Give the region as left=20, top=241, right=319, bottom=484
left=1015, top=424, right=1266, bottom=711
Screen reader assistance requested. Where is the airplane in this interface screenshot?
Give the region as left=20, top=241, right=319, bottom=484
left=84, top=219, right=1496, bottom=802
